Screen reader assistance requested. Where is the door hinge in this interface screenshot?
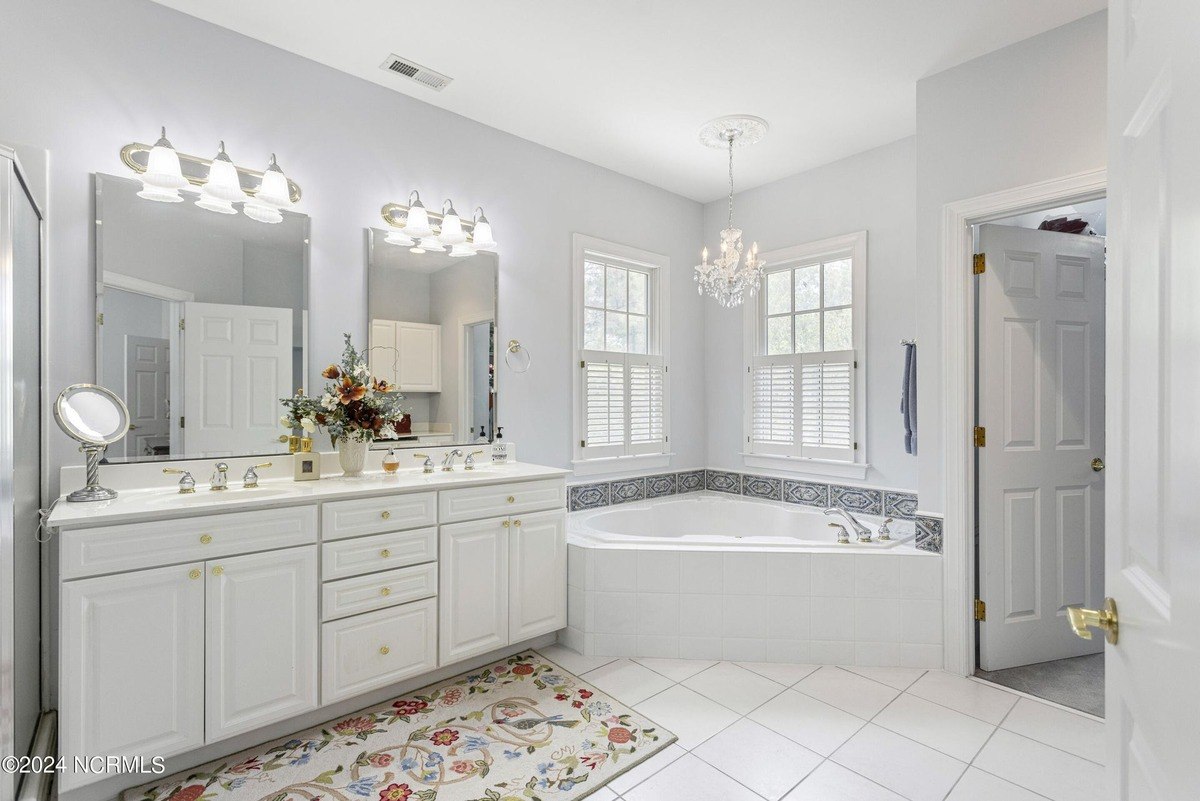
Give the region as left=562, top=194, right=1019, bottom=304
left=95, top=312, right=104, bottom=326
left=854, top=359, right=858, bottom=368
left=973, top=253, right=986, bottom=275
left=580, top=360, right=585, bottom=368
left=973, top=426, right=986, bottom=447
left=853, top=442, right=859, bottom=451
left=180, top=416, right=185, bottom=429
left=178, top=318, right=186, bottom=331
left=974, top=599, right=987, bottom=621
left=580, top=439, right=585, bottom=448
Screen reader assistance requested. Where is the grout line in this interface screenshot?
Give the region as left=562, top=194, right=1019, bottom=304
left=968, top=673, right=1106, bottom=722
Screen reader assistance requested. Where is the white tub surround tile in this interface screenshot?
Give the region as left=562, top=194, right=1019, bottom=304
left=593, top=592, right=638, bottom=634
left=810, top=597, right=856, bottom=641
left=853, top=641, right=901, bottom=667
left=872, top=693, right=996, bottom=763
left=637, top=593, right=680, bottom=636
left=637, top=551, right=681, bottom=593
left=853, top=598, right=900, bottom=643
left=973, top=729, right=1105, bottom=801
left=633, top=657, right=716, bottom=682
left=907, top=671, right=1018, bottom=724
left=623, top=753, right=762, bottom=801
left=634, top=685, right=740, bottom=749
left=722, top=594, right=769, bottom=638
left=682, top=662, right=787, bottom=714
left=898, top=599, right=943, bottom=645
left=810, top=553, right=856, bottom=596
left=721, top=637, right=769, bottom=662
left=592, top=549, right=638, bottom=592
left=840, top=665, right=927, bottom=691
left=831, top=724, right=967, bottom=801
left=854, top=554, right=901, bottom=598
left=635, top=635, right=680, bottom=659
left=767, top=596, right=811, bottom=640
left=606, top=742, right=688, bottom=795
left=679, top=593, right=724, bottom=637
left=734, top=661, right=818, bottom=686
left=592, top=633, right=638, bottom=656
left=766, top=552, right=811, bottom=596
left=898, top=555, right=942, bottom=599
left=680, top=552, right=724, bottom=594
left=536, top=643, right=615, bottom=675
left=678, top=636, right=724, bottom=660
left=748, top=688, right=866, bottom=756
left=723, top=552, right=768, bottom=594
left=783, top=761, right=907, bottom=801
left=765, top=639, right=811, bottom=663
left=794, top=666, right=901, bottom=719
left=567, top=586, right=588, bottom=630
left=581, top=659, right=674, bottom=705
left=1001, top=697, right=1105, bottom=764
left=945, top=767, right=1049, bottom=801
left=899, top=643, right=944, bottom=669
left=807, top=640, right=856, bottom=665
left=693, top=719, right=823, bottom=800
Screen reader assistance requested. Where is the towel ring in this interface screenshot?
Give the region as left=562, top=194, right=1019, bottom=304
left=504, top=339, right=531, bottom=373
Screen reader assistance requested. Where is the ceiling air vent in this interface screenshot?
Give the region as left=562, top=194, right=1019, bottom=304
left=379, top=54, right=452, bottom=92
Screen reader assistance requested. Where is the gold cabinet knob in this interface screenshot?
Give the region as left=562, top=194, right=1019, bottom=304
left=507, top=496, right=515, bottom=504
left=278, top=435, right=289, bottom=443
left=502, top=520, right=510, bottom=528
left=188, top=568, right=201, bottom=580
left=513, top=519, right=522, bottom=527
left=380, top=549, right=391, bottom=558
left=379, top=645, right=391, bottom=655
left=1068, top=597, right=1118, bottom=644
left=380, top=586, right=391, bottom=596
left=199, top=534, right=212, bottom=544
left=1091, top=457, right=1105, bottom=472
left=211, top=566, right=224, bottom=576
left=381, top=510, right=391, bottom=520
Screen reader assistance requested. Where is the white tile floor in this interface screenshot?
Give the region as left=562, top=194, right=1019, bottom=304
left=538, top=644, right=1104, bottom=801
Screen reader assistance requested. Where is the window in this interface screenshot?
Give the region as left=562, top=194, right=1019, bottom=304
left=573, top=234, right=669, bottom=470
left=744, top=232, right=866, bottom=475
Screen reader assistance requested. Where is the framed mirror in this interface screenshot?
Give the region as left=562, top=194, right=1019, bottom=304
left=365, top=227, right=497, bottom=450
left=94, top=172, right=310, bottom=462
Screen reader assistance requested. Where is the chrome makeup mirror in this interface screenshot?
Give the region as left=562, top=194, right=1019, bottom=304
left=54, top=384, right=130, bottom=502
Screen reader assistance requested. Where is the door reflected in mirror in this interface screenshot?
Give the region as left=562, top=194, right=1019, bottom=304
left=366, top=228, right=497, bottom=450
left=94, top=173, right=309, bottom=462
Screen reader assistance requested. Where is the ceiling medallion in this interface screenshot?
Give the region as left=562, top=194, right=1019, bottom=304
left=694, top=115, right=768, bottom=308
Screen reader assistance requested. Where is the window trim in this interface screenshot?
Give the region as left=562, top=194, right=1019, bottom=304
left=571, top=233, right=671, bottom=469
left=742, top=231, right=868, bottom=479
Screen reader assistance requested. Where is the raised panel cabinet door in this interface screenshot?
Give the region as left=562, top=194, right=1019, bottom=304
left=397, top=322, right=441, bottom=392
left=509, top=510, right=567, bottom=642
left=439, top=518, right=508, bottom=664
left=206, top=546, right=318, bottom=741
left=369, top=319, right=399, bottom=388
left=60, top=563, right=205, bottom=791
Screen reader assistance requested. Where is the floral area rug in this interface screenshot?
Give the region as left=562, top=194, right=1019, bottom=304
left=125, top=651, right=675, bottom=801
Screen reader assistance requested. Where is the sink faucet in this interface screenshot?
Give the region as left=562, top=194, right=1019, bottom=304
left=162, top=468, right=195, bottom=494
left=441, top=449, right=464, bottom=471
left=464, top=450, right=484, bottom=470
left=824, top=507, right=872, bottom=542
left=210, top=462, right=230, bottom=491
left=413, top=453, right=434, bottom=474
left=242, top=462, right=272, bottom=489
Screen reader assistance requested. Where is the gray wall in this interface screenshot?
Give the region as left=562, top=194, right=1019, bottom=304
left=702, top=137, right=919, bottom=491
left=914, top=11, right=1108, bottom=512
left=0, top=0, right=706, bottom=497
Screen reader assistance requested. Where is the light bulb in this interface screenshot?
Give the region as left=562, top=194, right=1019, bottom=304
left=138, top=126, right=188, bottom=202
left=403, top=191, right=434, bottom=238
left=470, top=208, right=497, bottom=250
left=254, top=154, right=292, bottom=208
left=437, top=200, right=466, bottom=245
left=196, top=141, right=244, bottom=214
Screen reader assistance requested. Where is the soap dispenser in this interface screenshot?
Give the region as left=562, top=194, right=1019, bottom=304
left=382, top=447, right=400, bottom=474
left=492, top=426, right=509, bottom=463
left=476, top=425, right=487, bottom=443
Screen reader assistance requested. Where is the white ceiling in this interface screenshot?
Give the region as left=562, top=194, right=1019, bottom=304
left=150, top=0, right=1106, bottom=202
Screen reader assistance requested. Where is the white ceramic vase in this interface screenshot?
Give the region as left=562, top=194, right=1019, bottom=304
left=337, top=437, right=369, bottom=476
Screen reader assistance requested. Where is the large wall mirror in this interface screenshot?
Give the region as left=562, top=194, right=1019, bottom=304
left=94, top=173, right=309, bottom=461
left=366, top=228, right=497, bottom=449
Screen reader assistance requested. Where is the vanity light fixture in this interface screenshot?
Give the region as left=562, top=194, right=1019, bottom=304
left=437, top=200, right=466, bottom=245
left=401, top=191, right=435, bottom=238
left=413, top=237, right=445, bottom=254
left=136, top=127, right=188, bottom=203
left=194, top=141, right=244, bottom=214
left=380, top=195, right=498, bottom=255
left=470, top=207, right=497, bottom=251
left=384, top=229, right=415, bottom=247
left=448, top=242, right=477, bottom=258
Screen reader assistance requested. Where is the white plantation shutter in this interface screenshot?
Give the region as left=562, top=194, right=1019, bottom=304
left=582, top=353, right=625, bottom=458
left=800, top=350, right=855, bottom=460
left=627, top=355, right=665, bottom=454
left=750, top=358, right=796, bottom=456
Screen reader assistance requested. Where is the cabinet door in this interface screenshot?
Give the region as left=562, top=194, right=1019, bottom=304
left=60, top=564, right=205, bottom=790
left=509, top=510, right=567, bottom=641
left=206, top=546, right=318, bottom=741
left=397, top=322, right=441, bottom=392
left=369, top=319, right=399, bottom=387
left=439, top=518, right=508, bottom=664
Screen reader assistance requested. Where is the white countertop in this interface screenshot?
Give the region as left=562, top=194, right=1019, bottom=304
left=48, top=462, right=570, bottom=529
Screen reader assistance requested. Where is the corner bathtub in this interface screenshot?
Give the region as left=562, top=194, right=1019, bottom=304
left=562, top=493, right=943, bottom=668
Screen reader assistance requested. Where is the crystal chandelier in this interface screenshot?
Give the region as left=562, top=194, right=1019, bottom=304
left=694, top=115, right=768, bottom=307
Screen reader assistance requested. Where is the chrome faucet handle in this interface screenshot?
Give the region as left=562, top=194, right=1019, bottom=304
left=441, top=448, right=464, bottom=471
left=828, top=523, right=850, bottom=545
left=464, top=450, right=485, bottom=470
left=413, top=453, right=434, bottom=474
left=162, top=468, right=196, bottom=494
left=210, top=461, right=230, bottom=491
left=242, top=462, right=273, bottom=489
left=877, top=517, right=894, bottom=541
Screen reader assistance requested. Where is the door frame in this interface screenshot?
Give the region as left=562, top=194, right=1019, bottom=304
left=457, top=312, right=495, bottom=443
left=939, top=167, right=1106, bottom=676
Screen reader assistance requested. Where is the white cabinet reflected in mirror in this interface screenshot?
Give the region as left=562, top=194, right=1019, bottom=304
left=94, top=173, right=309, bottom=462
left=366, top=228, right=497, bottom=449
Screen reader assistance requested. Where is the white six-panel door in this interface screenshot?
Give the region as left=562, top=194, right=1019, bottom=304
left=205, top=546, right=317, bottom=741
left=977, top=224, right=1107, bottom=671
left=1107, top=0, right=1200, bottom=795
left=124, top=334, right=170, bottom=459
left=182, top=301, right=292, bottom=456
left=509, top=510, right=567, bottom=642
left=439, top=518, right=509, bottom=664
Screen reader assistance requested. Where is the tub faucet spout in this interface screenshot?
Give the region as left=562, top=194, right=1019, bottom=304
left=824, top=507, right=872, bottom=542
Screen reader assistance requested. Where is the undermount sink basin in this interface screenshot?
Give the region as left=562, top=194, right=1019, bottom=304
left=146, top=487, right=294, bottom=506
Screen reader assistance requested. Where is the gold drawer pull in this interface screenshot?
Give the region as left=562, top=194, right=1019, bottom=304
left=507, top=496, right=515, bottom=504
left=380, top=548, right=391, bottom=558
left=502, top=520, right=510, bottom=528
left=380, top=586, right=391, bottom=596
left=188, top=568, right=201, bottom=580
left=199, top=534, right=212, bottom=544
left=381, top=510, right=391, bottom=520
left=211, top=566, right=224, bottom=576
left=514, top=519, right=522, bottom=527
left=379, top=645, right=391, bottom=655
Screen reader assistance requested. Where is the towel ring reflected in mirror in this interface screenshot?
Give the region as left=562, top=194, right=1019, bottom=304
left=504, top=339, right=531, bottom=373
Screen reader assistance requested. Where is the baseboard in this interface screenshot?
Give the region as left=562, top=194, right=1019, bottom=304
left=17, top=711, right=56, bottom=801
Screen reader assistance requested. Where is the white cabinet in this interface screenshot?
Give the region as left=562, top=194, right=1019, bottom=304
left=60, top=563, right=205, bottom=791
left=439, top=518, right=509, bottom=664
left=321, top=599, right=438, bottom=704
left=509, top=510, right=568, bottom=642
left=206, top=546, right=318, bottom=740
left=370, top=318, right=441, bottom=392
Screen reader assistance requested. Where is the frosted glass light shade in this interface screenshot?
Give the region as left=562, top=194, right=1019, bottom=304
left=385, top=229, right=415, bottom=247
left=255, top=154, right=292, bottom=208
left=404, top=202, right=434, bottom=239
left=243, top=199, right=283, bottom=224
left=196, top=141, right=243, bottom=214
left=437, top=201, right=466, bottom=245
left=416, top=237, right=445, bottom=253
left=138, top=127, right=187, bottom=202
left=448, top=242, right=477, bottom=258
left=471, top=218, right=496, bottom=251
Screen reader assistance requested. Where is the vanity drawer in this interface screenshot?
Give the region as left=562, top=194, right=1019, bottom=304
left=322, top=492, right=437, bottom=541
left=321, top=598, right=437, bottom=704
left=322, top=562, right=437, bottom=622
left=439, top=479, right=566, bottom=523
left=61, top=506, right=317, bottom=580
left=321, top=527, right=437, bottom=581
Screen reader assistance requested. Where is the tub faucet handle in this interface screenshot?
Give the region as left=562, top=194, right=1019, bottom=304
left=877, top=517, right=894, bottom=541
left=829, top=522, right=850, bottom=545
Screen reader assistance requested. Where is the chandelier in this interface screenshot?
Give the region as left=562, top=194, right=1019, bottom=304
left=694, top=115, right=768, bottom=307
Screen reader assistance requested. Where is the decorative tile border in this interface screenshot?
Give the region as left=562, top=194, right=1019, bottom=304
left=677, top=470, right=705, bottom=493
left=741, top=474, right=782, bottom=501
left=609, top=477, right=646, bottom=505
left=704, top=469, right=741, bottom=494
left=915, top=514, right=943, bottom=554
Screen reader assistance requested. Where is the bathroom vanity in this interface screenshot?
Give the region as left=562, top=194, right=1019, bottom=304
left=47, top=459, right=567, bottom=792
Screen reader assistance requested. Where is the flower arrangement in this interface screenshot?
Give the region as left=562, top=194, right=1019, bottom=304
left=280, top=333, right=411, bottom=446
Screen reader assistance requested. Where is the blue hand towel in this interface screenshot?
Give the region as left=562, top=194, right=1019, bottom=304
left=901, top=343, right=917, bottom=455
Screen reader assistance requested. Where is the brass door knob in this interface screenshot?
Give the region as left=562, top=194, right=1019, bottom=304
left=1091, top=457, right=1105, bottom=472
left=1068, top=597, right=1118, bottom=644
left=199, top=534, right=212, bottom=544
left=379, top=645, right=391, bottom=655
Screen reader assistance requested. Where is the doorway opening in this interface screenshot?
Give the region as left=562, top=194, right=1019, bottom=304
left=971, top=198, right=1106, bottom=717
